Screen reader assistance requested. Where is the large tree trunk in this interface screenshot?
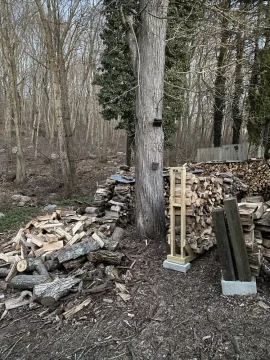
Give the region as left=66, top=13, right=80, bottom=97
left=213, top=0, right=231, bottom=147
left=133, top=0, right=168, bottom=240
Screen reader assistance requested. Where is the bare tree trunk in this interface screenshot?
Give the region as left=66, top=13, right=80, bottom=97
left=126, top=0, right=168, bottom=240
left=213, top=0, right=231, bottom=147
left=232, top=19, right=245, bottom=144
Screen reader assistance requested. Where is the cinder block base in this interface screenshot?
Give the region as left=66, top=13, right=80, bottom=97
left=163, top=260, right=191, bottom=273
left=221, top=276, right=257, bottom=296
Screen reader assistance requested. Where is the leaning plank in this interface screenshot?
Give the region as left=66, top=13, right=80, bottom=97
left=33, top=277, right=81, bottom=307
left=11, top=275, right=49, bottom=290
left=63, top=298, right=91, bottom=319
left=56, top=238, right=100, bottom=263
left=224, top=198, right=252, bottom=281
left=87, top=250, right=124, bottom=265
left=212, top=209, right=235, bottom=281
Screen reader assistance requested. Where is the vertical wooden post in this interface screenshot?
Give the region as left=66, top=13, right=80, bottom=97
left=224, top=197, right=251, bottom=281
left=180, top=166, right=186, bottom=258
left=167, top=167, right=196, bottom=265
left=170, top=167, right=176, bottom=257
left=212, top=208, right=236, bottom=281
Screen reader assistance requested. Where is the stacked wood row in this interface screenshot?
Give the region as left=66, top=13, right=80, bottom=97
left=238, top=199, right=265, bottom=276
left=167, top=171, right=248, bottom=254
left=187, top=160, right=270, bottom=198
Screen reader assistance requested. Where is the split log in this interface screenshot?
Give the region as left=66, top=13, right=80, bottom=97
left=87, top=250, right=124, bottom=265
left=103, top=238, right=119, bottom=252
left=11, top=275, right=49, bottom=290
left=16, top=258, right=50, bottom=278
left=55, top=237, right=100, bottom=263
left=33, top=277, right=81, bottom=306
left=5, top=261, right=19, bottom=282
left=111, top=227, right=125, bottom=242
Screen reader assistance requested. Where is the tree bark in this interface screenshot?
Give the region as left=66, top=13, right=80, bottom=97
left=127, top=0, right=168, bottom=240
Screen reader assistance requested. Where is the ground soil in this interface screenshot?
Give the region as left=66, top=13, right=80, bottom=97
left=1, top=239, right=270, bottom=360
left=0, top=149, right=270, bottom=360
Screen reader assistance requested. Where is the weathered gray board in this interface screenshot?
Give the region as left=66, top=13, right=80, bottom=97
left=197, top=143, right=264, bottom=162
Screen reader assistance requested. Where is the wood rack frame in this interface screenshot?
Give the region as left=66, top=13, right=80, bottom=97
left=167, top=166, right=197, bottom=265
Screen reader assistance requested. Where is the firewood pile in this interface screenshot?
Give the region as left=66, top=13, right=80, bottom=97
left=187, top=160, right=270, bottom=198
left=238, top=197, right=270, bottom=275
left=0, top=208, right=133, bottom=313
left=167, top=171, right=248, bottom=254
left=238, top=198, right=266, bottom=276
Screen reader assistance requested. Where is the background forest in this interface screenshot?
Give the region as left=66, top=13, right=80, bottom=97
left=0, top=0, right=269, bottom=194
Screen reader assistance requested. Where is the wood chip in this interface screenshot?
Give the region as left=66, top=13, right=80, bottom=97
left=92, top=232, right=104, bottom=248
left=63, top=298, right=91, bottom=319
left=72, top=221, right=84, bottom=235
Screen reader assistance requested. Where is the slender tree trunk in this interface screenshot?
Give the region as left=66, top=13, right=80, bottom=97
left=132, top=0, right=169, bottom=240
left=213, top=0, right=231, bottom=147
left=232, top=20, right=245, bottom=144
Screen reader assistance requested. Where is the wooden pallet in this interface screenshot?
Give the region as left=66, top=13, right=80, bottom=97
left=167, top=166, right=197, bottom=265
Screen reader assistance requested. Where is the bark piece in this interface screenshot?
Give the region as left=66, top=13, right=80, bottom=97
left=56, top=237, right=100, bottom=263
left=33, top=277, right=81, bottom=306
left=87, top=250, right=124, bottom=265
left=62, top=257, right=86, bottom=270
left=11, top=275, right=49, bottom=290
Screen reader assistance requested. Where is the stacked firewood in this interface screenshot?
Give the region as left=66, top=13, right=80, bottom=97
left=187, top=160, right=270, bottom=198
left=167, top=171, right=248, bottom=254
left=238, top=199, right=265, bottom=276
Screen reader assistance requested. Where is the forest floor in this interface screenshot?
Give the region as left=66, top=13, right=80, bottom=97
left=0, top=150, right=270, bottom=359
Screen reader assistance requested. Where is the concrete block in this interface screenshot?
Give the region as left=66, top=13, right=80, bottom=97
left=163, top=260, right=191, bottom=273
left=221, top=276, right=257, bottom=296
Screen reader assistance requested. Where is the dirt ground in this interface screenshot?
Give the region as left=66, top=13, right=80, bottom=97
left=1, top=149, right=270, bottom=360
left=1, top=238, right=270, bottom=360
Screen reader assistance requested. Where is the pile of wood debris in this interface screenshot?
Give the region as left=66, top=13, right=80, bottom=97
left=0, top=207, right=133, bottom=317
